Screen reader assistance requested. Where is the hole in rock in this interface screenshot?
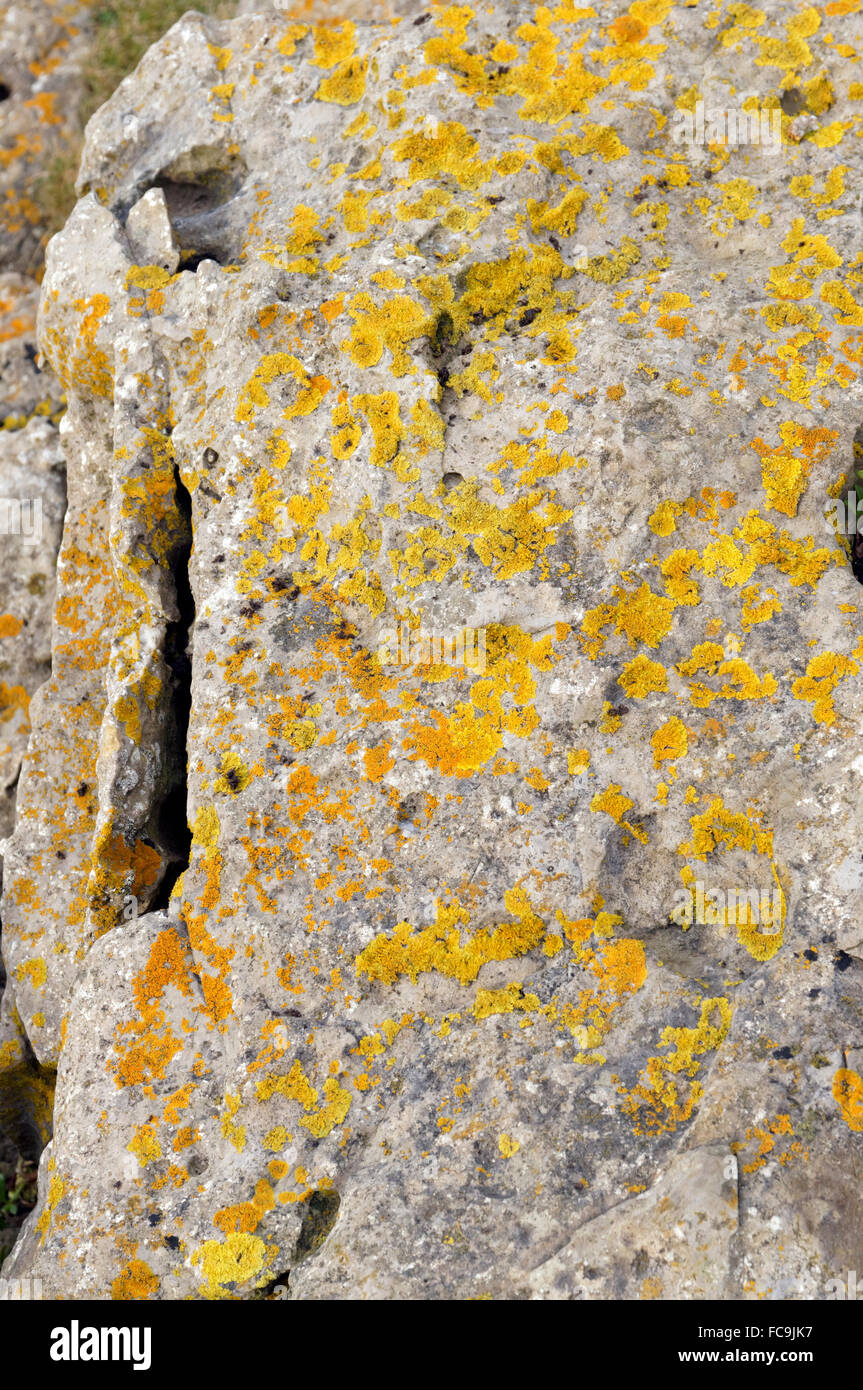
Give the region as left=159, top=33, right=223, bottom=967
left=0, top=84, right=10, bottom=102
left=780, top=88, right=805, bottom=116
left=177, top=250, right=215, bottom=274
left=146, top=154, right=248, bottom=268
left=258, top=1270, right=290, bottom=1299
left=293, top=1189, right=341, bottom=1263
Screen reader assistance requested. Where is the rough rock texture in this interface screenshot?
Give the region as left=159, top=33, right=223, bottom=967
left=0, top=7, right=85, bottom=1138
left=4, top=0, right=863, bottom=1299
left=0, top=0, right=90, bottom=278
left=0, top=271, right=68, bottom=834
left=0, top=0, right=88, bottom=838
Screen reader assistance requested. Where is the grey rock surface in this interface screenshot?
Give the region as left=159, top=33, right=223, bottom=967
left=0, top=0, right=86, bottom=846
left=0, top=0, right=89, bottom=277
left=3, top=0, right=863, bottom=1300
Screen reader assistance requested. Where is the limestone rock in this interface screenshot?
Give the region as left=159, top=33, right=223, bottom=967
left=0, top=271, right=67, bottom=844
left=125, top=189, right=180, bottom=276
left=0, top=0, right=89, bottom=277
left=0, top=0, right=88, bottom=989
left=4, top=2, right=863, bottom=1301
left=0, top=413, right=66, bottom=838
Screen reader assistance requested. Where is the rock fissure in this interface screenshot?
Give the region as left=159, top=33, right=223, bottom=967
left=151, top=461, right=195, bottom=910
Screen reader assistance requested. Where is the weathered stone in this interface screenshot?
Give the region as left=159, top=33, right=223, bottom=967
left=0, top=0, right=89, bottom=277
left=0, top=415, right=66, bottom=839
left=4, top=1, right=863, bottom=1301
left=0, top=0, right=88, bottom=1083
left=0, top=274, right=62, bottom=421
left=0, top=274, right=67, bottom=843
left=125, top=189, right=181, bottom=276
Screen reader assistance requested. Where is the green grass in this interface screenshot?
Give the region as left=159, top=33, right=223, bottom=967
left=0, top=1155, right=38, bottom=1270
left=0, top=1157, right=37, bottom=1219
left=35, top=0, right=232, bottom=239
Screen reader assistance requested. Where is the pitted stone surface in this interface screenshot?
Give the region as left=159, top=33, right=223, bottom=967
left=3, top=2, right=863, bottom=1300
left=0, top=0, right=88, bottom=834
left=0, top=0, right=89, bottom=277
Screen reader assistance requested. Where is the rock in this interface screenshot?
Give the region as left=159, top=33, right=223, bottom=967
left=0, top=0, right=89, bottom=1116
left=0, top=411, right=66, bottom=839
left=4, top=1, right=863, bottom=1300
left=525, top=1147, right=739, bottom=1301
left=0, top=0, right=90, bottom=277
left=0, top=273, right=63, bottom=422
left=125, top=189, right=180, bottom=276
left=0, top=271, right=67, bottom=839
left=0, top=0, right=89, bottom=845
